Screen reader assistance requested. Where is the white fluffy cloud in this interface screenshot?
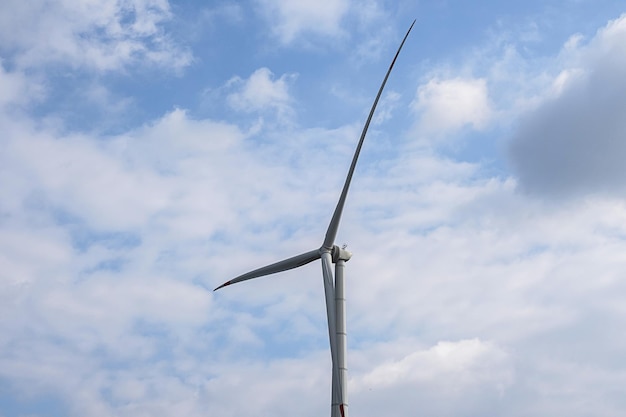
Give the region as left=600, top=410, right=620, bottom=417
left=0, top=0, right=191, bottom=72
left=256, top=0, right=349, bottom=44
left=348, top=339, right=513, bottom=416
left=226, top=67, right=296, bottom=118
left=0, top=64, right=45, bottom=109
left=355, top=338, right=511, bottom=389
left=4, top=101, right=626, bottom=416
left=412, top=77, right=492, bottom=136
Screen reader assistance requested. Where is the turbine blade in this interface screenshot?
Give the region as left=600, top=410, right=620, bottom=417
left=321, top=251, right=343, bottom=409
left=323, top=20, right=416, bottom=249
left=213, top=249, right=321, bottom=291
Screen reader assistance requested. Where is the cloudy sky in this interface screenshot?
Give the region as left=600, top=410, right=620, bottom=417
left=2, top=1, right=626, bottom=416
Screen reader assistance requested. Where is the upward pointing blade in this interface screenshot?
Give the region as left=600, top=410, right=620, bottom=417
left=323, top=20, right=416, bottom=250
left=213, top=249, right=321, bottom=291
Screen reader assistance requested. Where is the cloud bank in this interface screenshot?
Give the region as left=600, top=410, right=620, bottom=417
left=509, top=14, right=626, bottom=198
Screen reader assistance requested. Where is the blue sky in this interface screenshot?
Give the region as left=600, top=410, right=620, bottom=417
left=2, top=1, right=626, bottom=416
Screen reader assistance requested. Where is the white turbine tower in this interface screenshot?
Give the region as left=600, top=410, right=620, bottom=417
left=214, top=21, right=415, bottom=417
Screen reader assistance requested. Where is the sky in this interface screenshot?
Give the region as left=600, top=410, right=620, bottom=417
left=1, top=0, right=626, bottom=416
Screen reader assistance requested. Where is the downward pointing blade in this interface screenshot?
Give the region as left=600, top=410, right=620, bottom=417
left=213, top=249, right=321, bottom=291
left=321, top=251, right=343, bottom=410
left=323, top=20, right=416, bottom=250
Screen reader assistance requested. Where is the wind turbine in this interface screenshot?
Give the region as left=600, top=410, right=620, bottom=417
left=214, top=21, right=415, bottom=417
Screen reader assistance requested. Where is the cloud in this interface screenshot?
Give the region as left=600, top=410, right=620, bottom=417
left=226, top=67, right=296, bottom=118
left=355, top=338, right=512, bottom=389
left=348, top=339, right=513, bottom=416
left=0, top=107, right=252, bottom=416
left=508, top=14, right=626, bottom=197
left=412, top=77, right=493, bottom=137
left=0, top=63, right=45, bottom=110
left=1, top=105, right=263, bottom=235
left=4, top=99, right=626, bottom=416
left=0, top=0, right=191, bottom=72
left=0, top=98, right=361, bottom=416
left=256, top=0, right=349, bottom=44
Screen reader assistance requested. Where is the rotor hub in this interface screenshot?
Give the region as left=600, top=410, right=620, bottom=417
left=331, top=245, right=352, bottom=263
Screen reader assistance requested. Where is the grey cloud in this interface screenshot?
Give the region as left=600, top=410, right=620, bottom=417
left=508, top=17, right=626, bottom=198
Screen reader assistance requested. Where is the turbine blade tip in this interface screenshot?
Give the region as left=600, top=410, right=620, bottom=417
left=213, top=280, right=232, bottom=291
